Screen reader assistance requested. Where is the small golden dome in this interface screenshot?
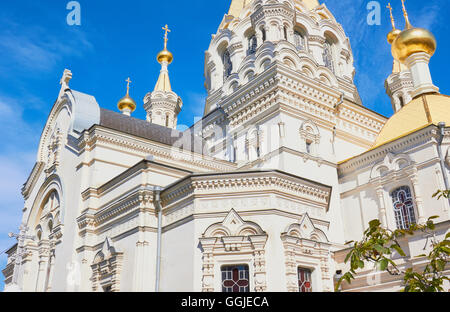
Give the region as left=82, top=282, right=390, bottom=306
left=392, top=27, right=437, bottom=63
left=387, top=29, right=401, bottom=45
left=117, top=94, right=136, bottom=112
left=157, top=49, right=173, bottom=64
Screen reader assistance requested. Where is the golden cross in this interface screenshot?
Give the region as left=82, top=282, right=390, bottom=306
left=162, top=24, right=171, bottom=49
left=126, top=77, right=131, bottom=94
left=387, top=3, right=396, bottom=30
left=401, top=0, right=412, bottom=29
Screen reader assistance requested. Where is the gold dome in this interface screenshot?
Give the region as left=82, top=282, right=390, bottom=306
left=373, top=94, right=450, bottom=148
left=392, top=27, right=437, bottom=63
left=387, top=28, right=401, bottom=45
left=117, top=93, right=136, bottom=112
left=157, top=49, right=173, bottom=64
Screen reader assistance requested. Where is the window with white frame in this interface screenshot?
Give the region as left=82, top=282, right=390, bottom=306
left=391, top=186, right=416, bottom=230
left=298, top=268, right=313, bottom=292
left=221, top=265, right=250, bottom=293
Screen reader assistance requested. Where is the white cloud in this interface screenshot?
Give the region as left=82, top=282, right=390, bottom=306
left=0, top=17, right=93, bottom=74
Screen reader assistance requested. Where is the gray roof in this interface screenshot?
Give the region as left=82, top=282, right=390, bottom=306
left=99, top=108, right=208, bottom=155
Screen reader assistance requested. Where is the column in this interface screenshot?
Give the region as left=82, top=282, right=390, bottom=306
left=411, top=174, right=426, bottom=224
left=376, top=186, right=388, bottom=228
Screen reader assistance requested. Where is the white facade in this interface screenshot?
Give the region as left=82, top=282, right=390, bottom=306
left=2, top=0, right=449, bottom=292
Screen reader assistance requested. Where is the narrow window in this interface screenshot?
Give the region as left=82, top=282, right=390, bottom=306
left=323, top=40, right=334, bottom=73
left=261, top=28, right=266, bottom=42
left=391, top=186, right=416, bottom=230
left=298, top=268, right=312, bottom=292
left=283, top=27, right=288, bottom=40
left=222, top=265, right=250, bottom=292
left=399, top=96, right=405, bottom=108
left=165, top=114, right=170, bottom=127
left=223, top=49, right=232, bottom=80
left=306, top=140, right=312, bottom=154
left=247, top=35, right=257, bottom=56
left=294, top=31, right=304, bottom=50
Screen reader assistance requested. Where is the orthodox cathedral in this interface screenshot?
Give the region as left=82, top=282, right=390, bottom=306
left=3, top=0, right=450, bottom=292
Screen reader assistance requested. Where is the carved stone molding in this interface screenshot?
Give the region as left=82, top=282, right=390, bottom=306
left=281, top=214, right=332, bottom=292
left=91, top=237, right=123, bottom=292
left=199, top=210, right=268, bottom=292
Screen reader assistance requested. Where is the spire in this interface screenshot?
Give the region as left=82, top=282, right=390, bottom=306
left=386, top=3, right=402, bottom=45
left=154, top=24, right=173, bottom=92
left=387, top=3, right=396, bottom=30
left=401, top=0, right=413, bottom=30
left=144, top=25, right=182, bottom=129
left=386, top=3, right=406, bottom=73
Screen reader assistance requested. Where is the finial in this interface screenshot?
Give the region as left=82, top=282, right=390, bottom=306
left=157, top=25, right=174, bottom=64
left=58, top=69, right=72, bottom=98
left=387, top=3, right=396, bottom=30
left=401, top=0, right=413, bottom=29
left=162, top=24, right=171, bottom=50
left=126, top=77, right=132, bottom=95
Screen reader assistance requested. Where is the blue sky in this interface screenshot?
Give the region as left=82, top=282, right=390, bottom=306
left=0, top=0, right=448, bottom=291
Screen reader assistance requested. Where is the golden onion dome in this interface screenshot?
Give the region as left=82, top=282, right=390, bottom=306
left=157, top=48, right=173, bottom=64
left=387, top=28, right=401, bottom=45
left=373, top=94, right=450, bottom=148
left=117, top=93, right=136, bottom=112
left=392, top=27, right=437, bottom=63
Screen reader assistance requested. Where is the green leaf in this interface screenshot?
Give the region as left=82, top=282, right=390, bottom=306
left=369, top=219, right=381, bottom=229
left=358, top=260, right=365, bottom=269
left=344, top=250, right=353, bottom=264
left=392, top=244, right=406, bottom=257
left=378, top=258, right=388, bottom=271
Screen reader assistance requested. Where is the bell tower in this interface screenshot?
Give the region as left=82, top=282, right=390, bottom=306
left=144, top=25, right=183, bottom=129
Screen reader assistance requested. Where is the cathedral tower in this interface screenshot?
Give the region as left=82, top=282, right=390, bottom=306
left=144, top=25, right=183, bottom=129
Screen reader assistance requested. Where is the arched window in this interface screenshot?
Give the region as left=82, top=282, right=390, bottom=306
left=165, top=114, right=170, bottom=127
left=323, top=39, right=335, bottom=73
left=261, top=28, right=266, bottom=42
left=294, top=31, right=305, bottom=50
left=300, top=121, right=320, bottom=156
left=391, top=186, right=416, bottom=230
left=223, top=49, right=232, bottom=80
left=283, top=26, right=288, bottom=40
left=247, top=34, right=257, bottom=56
left=399, top=96, right=405, bottom=108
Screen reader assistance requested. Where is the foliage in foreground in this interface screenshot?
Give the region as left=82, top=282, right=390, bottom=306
left=336, top=190, right=450, bottom=292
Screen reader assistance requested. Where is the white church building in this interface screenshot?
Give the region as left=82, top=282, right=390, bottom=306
left=3, top=0, right=450, bottom=292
